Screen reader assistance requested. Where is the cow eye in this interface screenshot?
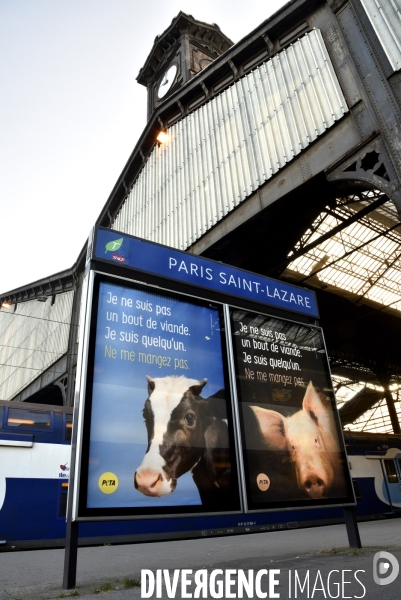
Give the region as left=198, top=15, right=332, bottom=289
left=184, top=413, right=195, bottom=426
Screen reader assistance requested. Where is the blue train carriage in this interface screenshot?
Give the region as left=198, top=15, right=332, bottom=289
left=344, top=431, right=401, bottom=517
left=0, top=400, right=72, bottom=549
left=1, top=400, right=401, bottom=551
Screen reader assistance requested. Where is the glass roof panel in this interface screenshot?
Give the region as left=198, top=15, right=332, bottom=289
left=287, top=193, right=401, bottom=312
left=288, top=192, right=401, bottom=432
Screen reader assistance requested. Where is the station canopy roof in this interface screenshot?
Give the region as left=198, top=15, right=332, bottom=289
left=285, top=190, right=401, bottom=312
left=283, top=189, right=401, bottom=433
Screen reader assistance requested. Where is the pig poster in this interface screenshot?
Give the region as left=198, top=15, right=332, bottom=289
left=230, top=309, right=354, bottom=511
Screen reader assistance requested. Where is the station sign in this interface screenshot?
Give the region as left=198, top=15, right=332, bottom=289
left=94, top=227, right=319, bottom=318
left=72, top=227, right=354, bottom=521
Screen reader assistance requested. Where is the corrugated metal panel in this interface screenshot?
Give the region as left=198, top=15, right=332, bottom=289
left=112, top=29, right=348, bottom=249
left=360, top=0, right=401, bottom=71
left=0, top=291, right=73, bottom=400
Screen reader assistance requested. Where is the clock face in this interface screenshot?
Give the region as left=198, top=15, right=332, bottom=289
left=157, top=64, right=177, bottom=99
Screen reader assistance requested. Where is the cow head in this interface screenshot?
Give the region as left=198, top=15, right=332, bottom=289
left=134, top=375, right=212, bottom=497
left=250, top=382, right=339, bottom=499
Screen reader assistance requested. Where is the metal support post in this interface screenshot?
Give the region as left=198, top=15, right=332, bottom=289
left=377, top=373, right=401, bottom=434
left=63, top=519, right=79, bottom=589
left=65, top=277, right=82, bottom=408
left=62, top=385, right=81, bottom=590
left=62, top=266, right=93, bottom=590
left=62, top=396, right=80, bottom=590
left=343, top=507, right=362, bottom=548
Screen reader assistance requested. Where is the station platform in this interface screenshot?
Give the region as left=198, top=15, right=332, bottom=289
left=0, top=519, right=400, bottom=599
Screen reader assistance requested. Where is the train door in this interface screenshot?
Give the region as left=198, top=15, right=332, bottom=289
left=382, top=456, right=401, bottom=508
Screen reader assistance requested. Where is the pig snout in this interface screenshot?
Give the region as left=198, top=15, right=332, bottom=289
left=287, top=410, right=335, bottom=498
left=295, top=457, right=333, bottom=498
left=295, top=450, right=335, bottom=498
left=303, top=473, right=326, bottom=498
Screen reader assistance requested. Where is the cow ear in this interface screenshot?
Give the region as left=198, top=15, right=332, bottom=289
left=189, top=378, right=208, bottom=396
left=146, top=375, right=155, bottom=394
left=250, top=406, right=288, bottom=451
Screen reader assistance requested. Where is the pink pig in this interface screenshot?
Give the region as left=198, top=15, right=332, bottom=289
left=250, top=382, right=344, bottom=499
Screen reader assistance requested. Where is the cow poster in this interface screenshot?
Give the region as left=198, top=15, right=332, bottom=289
left=229, top=309, right=354, bottom=511
left=79, top=276, right=241, bottom=517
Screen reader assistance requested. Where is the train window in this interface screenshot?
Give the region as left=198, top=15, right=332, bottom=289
left=64, top=414, right=73, bottom=443
left=0, top=406, right=3, bottom=428
left=7, top=408, right=52, bottom=430
left=59, top=482, right=68, bottom=518
left=384, top=460, right=398, bottom=483
left=354, top=436, right=368, bottom=446
left=352, top=479, right=361, bottom=501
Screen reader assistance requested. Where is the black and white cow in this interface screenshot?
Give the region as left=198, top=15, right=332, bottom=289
left=134, top=375, right=234, bottom=507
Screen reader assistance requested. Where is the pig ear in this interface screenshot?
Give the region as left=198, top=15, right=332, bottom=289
left=250, top=406, right=288, bottom=451
left=146, top=375, right=155, bottom=394
left=302, top=382, right=341, bottom=454
left=302, top=382, right=338, bottom=438
left=302, top=381, right=330, bottom=422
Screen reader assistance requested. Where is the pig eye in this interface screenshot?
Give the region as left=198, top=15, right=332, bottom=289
left=314, top=438, right=318, bottom=444
left=291, top=444, right=295, bottom=450
left=184, top=413, right=195, bottom=426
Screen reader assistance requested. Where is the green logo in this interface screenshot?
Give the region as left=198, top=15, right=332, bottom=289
left=105, top=238, right=123, bottom=253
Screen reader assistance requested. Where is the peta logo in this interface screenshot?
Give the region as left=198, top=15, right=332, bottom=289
left=373, top=551, right=399, bottom=586
left=257, top=474, right=270, bottom=491
left=98, top=471, right=119, bottom=495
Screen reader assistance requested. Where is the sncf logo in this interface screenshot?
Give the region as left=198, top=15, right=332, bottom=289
left=112, top=253, right=126, bottom=263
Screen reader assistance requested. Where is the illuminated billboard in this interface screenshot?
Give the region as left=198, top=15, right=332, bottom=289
left=229, top=309, right=354, bottom=511
left=72, top=227, right=354, bottom=521
left=76, top=276, right=241, bottom=518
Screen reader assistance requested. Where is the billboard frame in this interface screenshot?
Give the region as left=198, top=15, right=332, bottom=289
left=73, top=270, right=244, bottom=521
left=225, top=305, right=355, bottom=514
left=63, top=226, right=360, bottom=589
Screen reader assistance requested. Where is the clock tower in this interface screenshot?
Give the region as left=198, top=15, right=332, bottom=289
left=137, top=12, right=233, bottom=120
